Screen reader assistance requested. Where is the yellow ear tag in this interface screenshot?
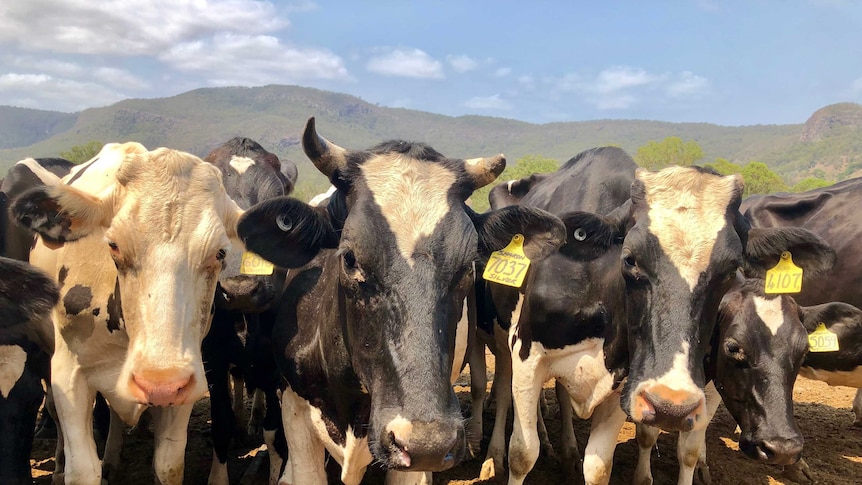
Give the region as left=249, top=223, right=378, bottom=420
left=764, top=251, right=803, bottom=294
left=808, top=322, right=839, bottom=352
left=240, top=251, right=274, bottom=275
left=483, top=234, right=531, bottom=287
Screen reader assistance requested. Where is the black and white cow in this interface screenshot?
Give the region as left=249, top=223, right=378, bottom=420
left=12, top=142, right=246, bottom=485
left=202, top=136, right=296, bottom=485
left=0, top=257, right=59, bottom=485
left=483, top=147, right=823, bottom=485
left=236, top=117, right=566, bottom=485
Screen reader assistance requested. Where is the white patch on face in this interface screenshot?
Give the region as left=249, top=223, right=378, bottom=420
left=229, top=156, right=256, bottom=175
left=799, top=366, right=862, bottom=388
left=506, top=179, right=516, bottom=193
left=638, top=167, right=741, bottom=291
left=0, top=345, right=27, bottom=398
left=629, top=341, right=706, bottom=428
left=308, top=185, right=337, bottom=207
left=753, top=295, right=785, bottom=336
left=17, top=158, right=63, bottom=185
left=359, top=155, right=457, bottom=265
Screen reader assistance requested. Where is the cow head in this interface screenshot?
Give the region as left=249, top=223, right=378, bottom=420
left=13, top=145, right=243, bottom=407
left=238, top=117, right=565, bottom=471
left=714, top=228, right=836, bottom=465
left=204, top=137, right=295, bottom=313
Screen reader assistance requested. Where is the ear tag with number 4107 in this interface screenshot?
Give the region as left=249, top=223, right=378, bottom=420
left=483, top=234, right=531, bottom=288
left=808, top=322, right=839, bottom=352
left=240, top=251, right=274, bottom=275
left=764, top=251, right=803, bottom=294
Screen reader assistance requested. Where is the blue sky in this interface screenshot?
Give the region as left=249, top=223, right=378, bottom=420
left=0, top=1, right=860, bottom=126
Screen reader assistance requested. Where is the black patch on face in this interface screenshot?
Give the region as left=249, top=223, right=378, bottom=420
left=58, top=266, right=69, bottom=286
left=65, top=156, right=99, bottom=185
left=63, top=284, right=92, bottom=316
left=107, top=278, right=123, bottom=332
left=92, top=308, right=100, bottom=316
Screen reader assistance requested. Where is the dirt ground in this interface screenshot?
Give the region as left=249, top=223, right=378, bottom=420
left=31, top=356, right=862, bottom=485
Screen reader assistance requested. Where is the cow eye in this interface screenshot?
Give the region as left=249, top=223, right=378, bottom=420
left=108, top=241, right=119, bottom=252
left=621, top=249, right=637, bottom=268
left=723, top=338, right=748, bottom=364
left=343, top=250, right=357, bottom=270
left=216, top=249, right=227, bottom=261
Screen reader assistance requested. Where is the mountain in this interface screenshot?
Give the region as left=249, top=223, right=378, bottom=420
left=0, top=85, right=858, bottom=185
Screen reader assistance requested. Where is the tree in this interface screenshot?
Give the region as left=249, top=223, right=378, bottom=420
left=740, top=162, right=788, bottom=197
left=59, top=141, right=103, bottom=164
left=470, top=155, right=560, bottom=212
left=704, top=157, right=743, bottom=175
left=791, top=177, right=831, bottom=193
left=634, top=136, right=704, bottom=170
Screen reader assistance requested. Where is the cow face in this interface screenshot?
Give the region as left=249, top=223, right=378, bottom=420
left=238, top=117, right=565, bottom=472
left=714, top=278, right=806, bottom=465
left=204, top=137, right=294, bottom=313
left=13, top=146, right=243, bottom=407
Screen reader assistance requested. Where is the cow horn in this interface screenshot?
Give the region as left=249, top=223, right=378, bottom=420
left=464, top=154, right=506, bottom=189
left=301, top=117, right=348, bottom=178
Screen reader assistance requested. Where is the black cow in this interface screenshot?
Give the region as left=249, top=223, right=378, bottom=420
left=201, top=137, right=296, bottom=485
left=742, top=177, right=862, bottom=425
left=0, top=257, right=59, bottom=485
left=482, top=148, right=825, bottom=485
left=236, top=117, right=566, bottom=484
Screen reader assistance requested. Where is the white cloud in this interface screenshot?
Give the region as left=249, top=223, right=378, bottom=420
left=593, top=66, right=662, bottom=94
left=464, top=94, right=512, bottom=111
left=94, top=67, right=151, bottom=90
left=367, top=48, right=444, bottom=79
left=666, top=71, right=710, bottom=97
left=851, top=76, right=862, bottom=92
left=0, top=72, right=126, bottom=111
left=161, top=33, right=349, bottom=84
left=0, top=0, right=285, bottom=55
left=447, top=54, right=478, bottom=73
left=494, top=67, right=512, bottom=77
left=7, top=56, right=84, bottom=77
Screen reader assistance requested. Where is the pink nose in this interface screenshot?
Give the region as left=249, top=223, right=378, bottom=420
left=130, top=369, right=195, bottom=407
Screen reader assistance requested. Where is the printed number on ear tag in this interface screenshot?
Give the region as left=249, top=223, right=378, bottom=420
left=808, top=322, right=839, bottom=352
left=240, top=251, right=274, bottom=275
left=483, top=234, right=531, bottom=288
left=764, top=251, right=803, bottom=294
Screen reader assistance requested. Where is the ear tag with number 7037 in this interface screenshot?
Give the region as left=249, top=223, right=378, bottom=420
left=482, top=234, right=531, bottom=288
left=764, top=251, right=803, bottom=294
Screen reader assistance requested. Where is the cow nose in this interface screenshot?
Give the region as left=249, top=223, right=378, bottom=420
left=634, top=383, right=705, bottom=432
left=749, top=438, right=804, bottom=465
left=130, top=369, right=195, bottom=407
left=383, top=419, right=464, bottom=472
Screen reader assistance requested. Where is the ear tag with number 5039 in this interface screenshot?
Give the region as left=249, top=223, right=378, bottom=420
left=764, top=251, right=803, bottom=294
left=483, top=234, right=531, bottom=288
left=808, top=322, right=839, bottom=352
left=240, top=251, right=274, bottom=275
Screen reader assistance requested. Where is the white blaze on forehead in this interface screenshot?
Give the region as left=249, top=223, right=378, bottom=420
left=0, top=345, right=27, bottom=398
left=638, top=167, right=741, bottom=291
left=753, top=295, right=785, bottom=336
left=359, top=155, right=457, bottom=264
left=229, top=156, right=256, bottom=175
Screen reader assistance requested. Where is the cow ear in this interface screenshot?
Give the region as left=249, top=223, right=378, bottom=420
left=469, top=205, right=566, bottom=261
left=237, top=197, right=339, bottom=268
left=798, top=301, right=862, bottom=333
left=12, top=185, right=112, bottom=247
left=557, top=210, right=625, bottom=261
left=743, top=227, right=836, bottom=279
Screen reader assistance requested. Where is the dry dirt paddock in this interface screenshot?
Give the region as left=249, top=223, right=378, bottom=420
left=31, top=353, right=862, bottom=485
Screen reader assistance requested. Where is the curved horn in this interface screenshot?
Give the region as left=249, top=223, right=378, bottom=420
left=464, top=154, right=506, bottom=189
left=301, top=117, right=348, bottom=179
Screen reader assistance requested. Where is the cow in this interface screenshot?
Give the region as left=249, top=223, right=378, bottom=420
left=481, top=147, right=828, bottom=485
left=201, top=136, right=296, bottom=485
left=235, top=117, right=566, bottom=485
left=742, top=177, right=862, bottom=425
left=0, top=257, right=59, bottom=485
left=11, top=141, right=245, bottom=485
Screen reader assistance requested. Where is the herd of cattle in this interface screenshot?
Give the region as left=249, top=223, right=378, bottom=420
left=0, top=117, right=861, bottom=485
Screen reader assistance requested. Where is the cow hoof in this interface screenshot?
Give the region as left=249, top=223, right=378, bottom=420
left=781, top=458, right=814, bottom=483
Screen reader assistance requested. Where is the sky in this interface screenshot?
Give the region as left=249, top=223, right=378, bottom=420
left=1, top=1, right=861, bottom=126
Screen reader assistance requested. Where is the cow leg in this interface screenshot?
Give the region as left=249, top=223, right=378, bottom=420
left=634, top=424, right=660, bottom=485
left=507, top=343, right=549, bottom=485
left=467, top=333, right=487, bottom=459
left=853, top=389, right=862, bottom=427
left=150, top=404, right=194, bottom=485
left=231, top=371, right=248, bottom=435
left=249, top=388, right=266, bottom=436
left=677, top=382, right=721, bottom=485
left=101, top=408, right=125, bottom=482
left=583, top=394, right=627, bottom=485
left=480, top=324, right=513, bottom=480
left=536, top=398, right=557, bottom=461
left=384, top=470, right=432, bottom=485
left=279, top=388, right=327, bottom=485
left=556, top=382, right=581, bottom=479
left=52, top=347, right=100, bottom=485
left=263, top=389, right=285, bottom=485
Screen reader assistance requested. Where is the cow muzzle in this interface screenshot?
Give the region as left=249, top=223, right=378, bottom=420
left=740, top=436, right=804, bottom=465
left=128, top=367, right=197, bottom=407
left=380, top=417, right=465, bottom=472
left=631, top=383, right=706, bottom=432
